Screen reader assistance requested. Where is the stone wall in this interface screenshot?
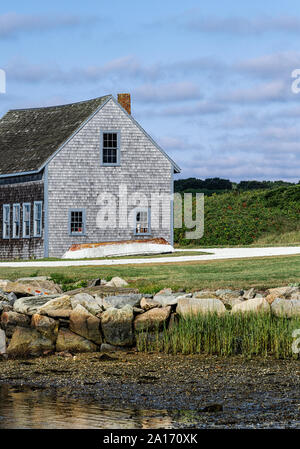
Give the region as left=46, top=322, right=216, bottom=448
left=2, top=280, right=299, bottom=358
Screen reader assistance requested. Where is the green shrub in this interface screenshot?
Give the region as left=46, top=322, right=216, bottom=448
left=175, top=185, right=300, bottom=246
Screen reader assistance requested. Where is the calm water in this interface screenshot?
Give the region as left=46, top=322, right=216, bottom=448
left=0, top=384, right=177, bottom=429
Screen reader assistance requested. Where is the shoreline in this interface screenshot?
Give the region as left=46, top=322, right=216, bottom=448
left=1, top=352, right=300, bottom=428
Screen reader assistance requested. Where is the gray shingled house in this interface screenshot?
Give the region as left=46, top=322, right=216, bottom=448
left=0, top=94, right=180, bottom=260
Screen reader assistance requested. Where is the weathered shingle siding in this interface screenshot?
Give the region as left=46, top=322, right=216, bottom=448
left=0, top=180, right=44, bottom=259
left=47, top=99, right=172, bottom=257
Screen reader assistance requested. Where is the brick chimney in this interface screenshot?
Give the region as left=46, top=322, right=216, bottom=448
left=118, top=93, right=131, bottom=114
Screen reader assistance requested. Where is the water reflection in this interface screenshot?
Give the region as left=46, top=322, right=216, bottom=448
left=0, top=384, right=174, bottom=429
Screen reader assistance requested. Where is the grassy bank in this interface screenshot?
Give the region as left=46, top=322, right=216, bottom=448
left=1, top=254, right=300, bottom=293
left=136, top=312, right=300, bottom=359
left=175, top=185, right=300, bottom=246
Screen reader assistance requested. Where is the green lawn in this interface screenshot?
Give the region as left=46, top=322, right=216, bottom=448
left=1, top=254, right=300, bottom=293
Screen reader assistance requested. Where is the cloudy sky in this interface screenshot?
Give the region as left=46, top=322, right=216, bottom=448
left=1, top=1, right=300, bottom=181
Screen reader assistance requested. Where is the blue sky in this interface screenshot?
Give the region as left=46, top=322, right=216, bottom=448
left=2, top=1, right=300, bottom=181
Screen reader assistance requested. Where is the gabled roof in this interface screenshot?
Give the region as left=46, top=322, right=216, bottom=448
left=0, top=95, right=111, bottom=176
left=0, top=94, right=180, bottom=176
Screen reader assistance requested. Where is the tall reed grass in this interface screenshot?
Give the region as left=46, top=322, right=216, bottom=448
left=135, top=312, right=300, bottom=359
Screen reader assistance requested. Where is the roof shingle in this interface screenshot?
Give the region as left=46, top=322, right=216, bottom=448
left=0, top=95, right=111, bottom=175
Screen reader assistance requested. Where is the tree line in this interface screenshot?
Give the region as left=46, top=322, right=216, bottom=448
left=174, top=177, right=298, bottom=194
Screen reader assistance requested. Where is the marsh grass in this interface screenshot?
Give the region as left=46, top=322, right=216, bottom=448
left=135, top=312, right=300, bottom=359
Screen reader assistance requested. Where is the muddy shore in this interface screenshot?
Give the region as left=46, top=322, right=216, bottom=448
left=0, top=352, right=299, bottom=428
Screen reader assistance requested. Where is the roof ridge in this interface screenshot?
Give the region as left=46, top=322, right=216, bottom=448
left=8, top=94, right=112, bottom=112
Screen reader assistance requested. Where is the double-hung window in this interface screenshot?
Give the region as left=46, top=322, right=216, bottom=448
left=23, top=203, right=31, bottom=238
left=13, top=204, right=20, bottom=238
left=100, top=131, right=120, bottom=166
left=34, top=201, right=42, bottom=237
left=3, top=204, right=10, bottom=239
left=135, top=208, right=151, bottom=235
left=69, top=209, right=86, bottom=235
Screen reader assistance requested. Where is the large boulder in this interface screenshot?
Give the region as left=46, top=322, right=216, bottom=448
left=71, top=293, right=104, bottom=316
left=222, top=298, right=244, bottom=309
left=152, top=294, right=179, bottom=307
left=0, top=279, right=62, bottom=296
left=243, top=288, right=256, bottom=300
left=140, top=297, right=161, bottom=310
left=31, top=314, right=58, bottom=342
left=0, top=290, right=16, bottom=304
left=231, top=297, right=270, bottom=314
left=39, top=295, right=72, bottom=318
left=271, top=298, right=300, bottom=318
left=134, top=306, right=171, bottom=332
left=156, top=288, right=172, bottom=295
left=7, top=326, right=55, bottom=357
left=103, top=294, right=142, bottom=309
left=0, top=300, right=13, bottom=313
left=101, top=305, right=134, bottom=346
left=100, top=343, right=128, bottom=352
left=193, top=291, right=218, bottom=299
left=70, top=304, right=102, bottom=344
left=0, top=329, right=6, bottom=354
left=290, top=293, right=300, bottom=300
left=266, top=286, right=298, bottom=304
left=105, top=277, right=129, bottom=288
left=1, top=311, right=30, bottom=337
left=217, top=290, right=242, bottom=301
left=56, top=328, right=97, bottom=353
left=13, top=295, right=60, bottom=315
left=176, top=297, right=226, bottom=317
left=215, top=289, right=234, bottom=297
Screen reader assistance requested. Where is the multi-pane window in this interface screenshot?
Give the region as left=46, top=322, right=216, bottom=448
left=23, top=203, right=31, bottom=238
left=13, top=204, right=20, bottom=238
left=101, top=131, right=120, bottom=165
left=135, top=209, right=150, bottom=234
left=3, top=204, right=10, bottom=239
left=34, top=201, right=42, bottom=237
left=69, top=209, right=85, bottom=235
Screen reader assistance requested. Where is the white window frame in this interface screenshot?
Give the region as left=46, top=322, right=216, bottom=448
left=69, top=209, right=86, bottom=236
left=2, top=204, right=10, bottom=239
left=33, top=201, right=43, bottom=237
left=134, top=208, right=151, bottom=235
left=100, top=130, right=121, bottom=166
left=13, top=203, right=20, bottom=239
left=23, top=203, right=31, bottom=238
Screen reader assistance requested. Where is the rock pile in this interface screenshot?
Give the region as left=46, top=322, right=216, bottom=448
left=1, top=277, right=300, bottom=358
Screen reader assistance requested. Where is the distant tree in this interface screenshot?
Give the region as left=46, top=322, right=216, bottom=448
left=174, top=178, right=296, bottom=194
left=174, top=177, right=232, bottom=192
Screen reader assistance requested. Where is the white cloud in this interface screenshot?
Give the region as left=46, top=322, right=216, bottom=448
left=235, top=51, right=300, bottom=79
left=0, top=13, right=99, bottom=38
left=133, top=82, right=202, bottom=102
left=185, top=15, right=300, bottom=35
left=220, top=80, right=289, bottom=104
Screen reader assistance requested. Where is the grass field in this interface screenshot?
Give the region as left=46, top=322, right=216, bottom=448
left=1, top=254, right=300, bottom=293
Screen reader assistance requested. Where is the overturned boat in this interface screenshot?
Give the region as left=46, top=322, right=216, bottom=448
left=62, top=238, right=174, bottom=259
